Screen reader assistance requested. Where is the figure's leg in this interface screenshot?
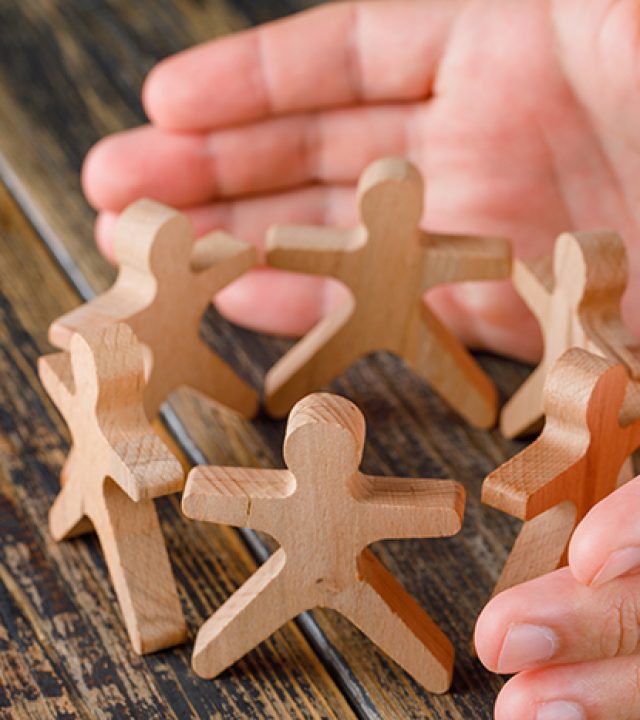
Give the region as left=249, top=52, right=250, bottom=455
left=264, top=303, right=356, bottom=418
left=493, top=502, right=577, bottom=597
left=405, top=305, right=497, bottom=429
left=49, top=477, right=92, bottom=541
left=500, top=363, right=549, bottom=438
left=50, top=448, right=94, bottom=538
left=334, top=549, right=453, bottom=694
left=89, top=478, right=186, bottom=654
left=192, top=549, right=304, bottom=678
left=187, top=339, right=259, bottom=419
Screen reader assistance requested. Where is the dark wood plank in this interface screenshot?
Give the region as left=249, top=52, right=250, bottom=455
left=0, top=184, right=355, bottom=719
left=0, top=2, right=536, bottom=717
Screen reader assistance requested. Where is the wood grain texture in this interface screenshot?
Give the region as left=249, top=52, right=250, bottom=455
left=485, top=348, right=640, bottom=596
left=183, top=393, right=465, bottom=692
left=0, top=185, right=355, bottom=718
left=266, top=157, right=511, bottom=428
left=500, top=231, right=640, bottom=438
left=0, top=2, right=535, bottom=717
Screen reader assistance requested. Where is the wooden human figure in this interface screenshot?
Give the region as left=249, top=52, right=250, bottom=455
left=182, top=392, right=465, bottom=693
left=39, top=323, right=187, bottom=654
left=265, top=157, right=511, bottom=428
left=501, top=230, right=640, bottom=438
left=49, top=199, right=258, bottom=420
left=483, top=348, right=640, bottom=597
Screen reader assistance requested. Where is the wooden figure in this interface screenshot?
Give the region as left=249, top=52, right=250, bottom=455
left=39, top=323, right=187, bottom=654
left=483, top=347, right=640, bottom=597
left=500, top=230, right=640, bottom=438
left=264, top=157, right=511, bottom=428
left=182, top=392, right=465, bottom=693
left=49, top=199, right=258, bottom=420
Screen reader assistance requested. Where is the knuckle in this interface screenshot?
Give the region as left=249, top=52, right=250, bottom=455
left=600, top=592, right=640, bottom=659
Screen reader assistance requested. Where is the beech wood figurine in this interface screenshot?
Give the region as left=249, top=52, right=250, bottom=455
left=264, top=157, right=511, bottom=428
left=501, top=230, right=640, bottom=438
left=182, top=392, right=465, bottom=693
left=49, top=199, right=258, bottom=420
left=484, top=347, right=640, bottom=596
left=39, top=323, right=187, bottom=654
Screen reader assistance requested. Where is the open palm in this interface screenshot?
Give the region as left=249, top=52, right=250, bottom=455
left=83, top=0, right=640, bottom=362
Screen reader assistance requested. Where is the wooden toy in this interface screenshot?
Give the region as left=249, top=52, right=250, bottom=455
left=500, top=230, right=640, bottom=438
left=483, top=347, right=640, bottom=596
left=39, top=323, right=187, bottom=654
left=264, top=157, right=511, bottom=428
left=182, top=392, right=465, bottom=693
left=49, top=199, right=258, bottom=420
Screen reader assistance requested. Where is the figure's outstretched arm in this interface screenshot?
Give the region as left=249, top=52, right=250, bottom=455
left=38, top=352, right=75, bottom=422
left=419, top=232, right=511, bottom=289
left=267, top=225, right=363, bottom=283
left=107, top=428, right=184, bottom=501
left=355, top=476, right=464, bottom=546
left=511, top=256, right=553, bottom=317
left=183, top=465, right=293, bottom=538
left=482, top=440, right=583, bottom=520
left=192, top=230, right=257, bottom=294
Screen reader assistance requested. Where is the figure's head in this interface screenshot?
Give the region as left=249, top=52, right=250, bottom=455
left=357, top=157, right=424, bottom=231
left=283, top=393, right=365, bottom=494
left=114, top=199, right=193, bottom=278
left=553, top=231, right=628, bottom=310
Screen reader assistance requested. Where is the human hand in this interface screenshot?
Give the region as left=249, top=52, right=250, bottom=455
left=475, top=476, right=640, bottom=719
left=82, top=0, right=640, bottom=362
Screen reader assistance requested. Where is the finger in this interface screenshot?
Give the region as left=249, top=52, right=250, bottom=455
left=94, top=185, right=357, bottom=261
left=143, top=0, right=462, bottom=131
left=475, top=566, right=640, bottom=673
left=216, top=268, right=348, bottom=337
left=568, top=474, right=640, bottom=587
left=82, top=105, right=418, bottom=211
left=495, top=655, right=640, bottom=720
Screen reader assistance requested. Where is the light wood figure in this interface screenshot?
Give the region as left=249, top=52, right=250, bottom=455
left=49, top=199, right=258, bottom=420
left=483, top=348, right=640, bottom=597
left=265, top=157, right=511, bottom=428
left=182, top=392, right=465, bottom=693
left=501, top=230, right=640, bottom=438
left=39, top=323, right=187, bottom=654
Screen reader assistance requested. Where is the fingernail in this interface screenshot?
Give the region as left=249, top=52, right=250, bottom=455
left=535, top=700, right=585, bottom=720
left=591, top=546, right=640, bottom=587
left=497, top=623, right=558, bottom=673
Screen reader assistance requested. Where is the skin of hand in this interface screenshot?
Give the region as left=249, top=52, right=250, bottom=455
left=475, top=476, right=640, bottom=720
left=82, top=0, right=640, bottom=363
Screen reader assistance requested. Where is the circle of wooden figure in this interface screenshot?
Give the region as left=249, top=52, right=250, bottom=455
left=38, top=323, right=187, bottom=654
left=265, top=157, right=512, bottom=429
left=182, top=392, right=465, bottom=693
left=500, top=230, right=640, bottom=438
left=483, top=347, right=640, bottom=597
left=48, top=199, right=258, bottom=420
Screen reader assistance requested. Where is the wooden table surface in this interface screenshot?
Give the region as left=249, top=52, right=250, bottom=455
left=0, top=2, right=533, bottom=718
